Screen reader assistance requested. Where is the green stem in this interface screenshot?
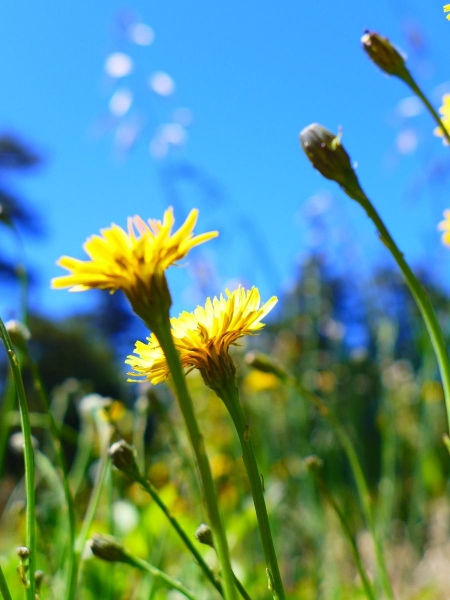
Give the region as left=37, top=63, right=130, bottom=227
left=293, top=382, right=394, bottom=600
left=353, top=188, right=450, bottom=438
left=402, top=72, right=450, bottom=145
left=123, top=551, right=200, bottom=600
left=0, top=318, right=36, bottom=600
left=154, top=320, right=238, bottom=600
left=312, top=470, right=376, bottom=600
left=216, top=378, right=285, bottom=600
left=135, top=473, right=223, bottom=596
left=0, top=566, right=12, bottom=600
left=25, top=354, right=77, bottom=600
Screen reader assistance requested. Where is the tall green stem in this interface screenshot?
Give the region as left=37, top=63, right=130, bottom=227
left=352, top=188, right=450, bottom=437
left=0, top=319, right=36, bottom=600
left=153, top=320, right=237, bottom=600
left=402, top=73, right=450, bottom=145
left=215, top=377, right=285, bottom=600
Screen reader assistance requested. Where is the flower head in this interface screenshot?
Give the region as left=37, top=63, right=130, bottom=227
left=438, top=209, right=450, bottom=245
left=52, top=207, right=218, bottom=325
left=445, top=5, right=450, bottom=20
left=361, top=31, right=408, bottom=79
left=434, top=94, right=450, bottom=142
left=126, top=286, right=277, bottom=388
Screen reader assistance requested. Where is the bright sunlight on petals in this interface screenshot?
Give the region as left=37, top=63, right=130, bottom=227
left=51, top=208, right=218, bottom=318
left=126, top=286, right=278, bottom=385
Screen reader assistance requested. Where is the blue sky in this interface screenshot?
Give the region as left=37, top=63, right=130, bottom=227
left=1, top=2, right=450, bottom=322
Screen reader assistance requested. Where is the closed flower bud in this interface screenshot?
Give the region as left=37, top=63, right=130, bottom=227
left=244, top=351, right=287, bottom=381
left=5, top=320, right=31, bottom=351
left=109, top=440, right=141, bottom=480
left=361, top=31, right=408, bottom=79
left=195, top=523, right=214, bottom=547
left=16, top=546, right=31, bottom=560
left=299, top=124, right=363, bottom=200
left=90, top=534, right=127, bottom=563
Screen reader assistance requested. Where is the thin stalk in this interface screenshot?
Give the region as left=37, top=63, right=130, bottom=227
left=75, top=453, right=109, bottom=556
left=24, top=353, right=77, bottom=600
left=0, top=566, right=12, bottom=600
left=311, top=470, right=376, bottom=600
left=154, top=320, right=238, bottom=600
left=402, top=73, right=450, bottom=145
left=135, top=472, right=252, bottom=600
left=216, top=378, right=285, bottom=600
left=0, top=318, right=36, bottom=600
left=292, top=381, right=394, bottom=600
left=353, top=188, right=450, bottom=438
left=135, top=473, right=222, bottom=595
left=0, top=372, right=19, bottom=476
left=123, top=552, right=200, bottom=600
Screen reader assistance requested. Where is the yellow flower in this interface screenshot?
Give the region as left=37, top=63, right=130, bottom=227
left=445, top=4, right=450, bottom=19
left=51, top=207, right=218, bottom=322
left=126, top=286, right=278, bottom=387
left=438, top=209, right=450, bottom=245
left=434, top=94, right=450, bottom=140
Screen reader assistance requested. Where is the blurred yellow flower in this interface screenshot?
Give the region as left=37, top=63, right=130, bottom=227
left=445, top=4, right=450, bottom=20
left=126, top=286, right=278, bottom=386
left=52, top=208, right=218, bottom=319
left=243, top=370, right=280, bottom=393
left=438, top=209, right=450, bottom=245
left=434, top=94, right=450, bottom=140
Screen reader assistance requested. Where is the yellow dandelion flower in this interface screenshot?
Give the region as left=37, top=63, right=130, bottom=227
left=445, top=4, right=450, bottom=19
left=438, top=209, right=450, bottom=246
left=51, top=207, right=218, bottom=323
left=434, top=94, right=450, bottom=140
left=126, top=286, right=278, bottom=388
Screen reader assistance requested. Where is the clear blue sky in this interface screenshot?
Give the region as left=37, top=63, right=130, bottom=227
left=1, top=1, right=450, bottom=322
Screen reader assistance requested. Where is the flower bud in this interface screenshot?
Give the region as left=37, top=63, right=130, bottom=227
left=303, top=455, right=324, bottom=473
left=195, top=523, right=214, bottom=547
left=16, top=546, right=31, bottom=560
left=109, top=440, right=141, bottom=480
left=90, top=534, right=127, bottom=563
left=5, top=320, right=31, bottom=351
left=244, top=351, right=287, bottom=381
left=299, top=124, right=363, bottom=200
left=361, top=31, right=409, bottom=79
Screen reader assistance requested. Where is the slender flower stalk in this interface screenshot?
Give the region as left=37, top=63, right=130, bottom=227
left=90, top=534, right=199, bottom=600
left=109, top=440, right=224, bottom=597
left=0, top=318, right=36, bottom=600
left=127, top=287, right=285, bottom=600
left=300, top=123, right=450, bottom=440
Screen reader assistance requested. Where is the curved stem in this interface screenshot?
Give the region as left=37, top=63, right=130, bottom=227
left=353, top=188, right=450, bottom=438
left=154, top=320, right=237, bottom=600
left=0, top=318, right=36, bottom=600
left=135, top=473, right=222, bottom=596
left=123, top=551, right=200, bottom=600
left=403, top=72, right=450, bottom=145
left=215, top=378, right=285, bottom=600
